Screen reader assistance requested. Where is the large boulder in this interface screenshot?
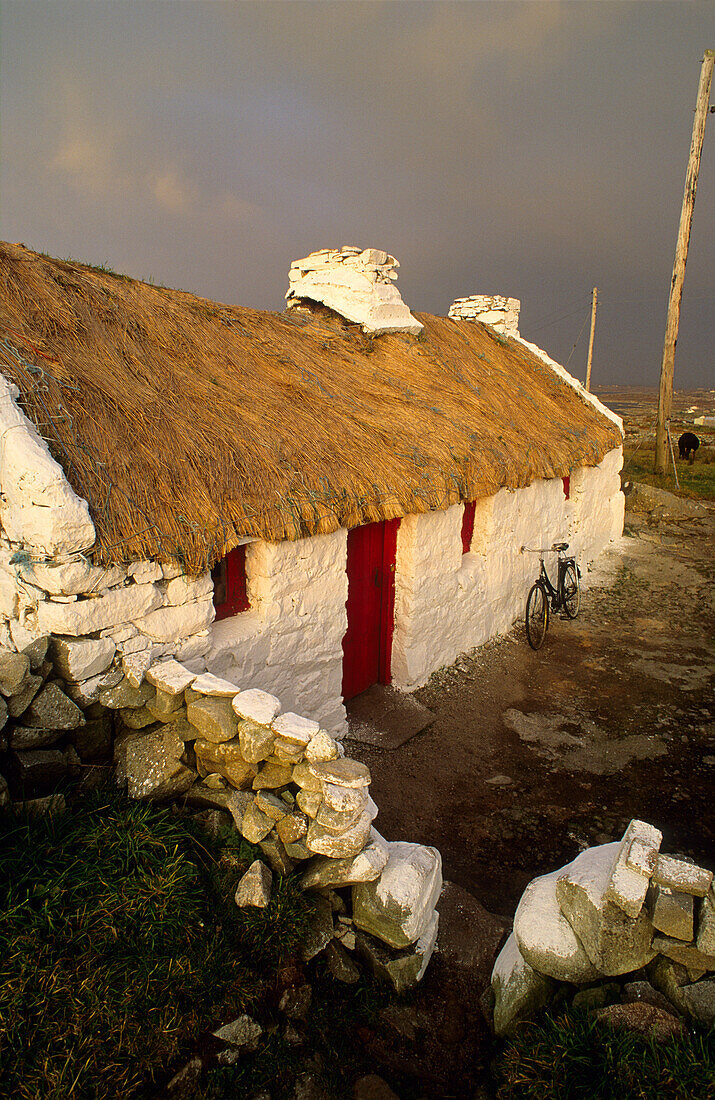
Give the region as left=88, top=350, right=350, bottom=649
left=555, top=843, right=657, bottom=975
left=514, top=867, right=600, bottom=983
left=491, top=933, right=555, bottom=1036
left=352, top=841, right=442, bottom=949
left=355, top=912, right=439, bottom=993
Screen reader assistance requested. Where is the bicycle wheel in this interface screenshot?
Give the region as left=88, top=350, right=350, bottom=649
left=526, top=582, right=549, bottom=650
left=562, top=561, right=580, bottom=619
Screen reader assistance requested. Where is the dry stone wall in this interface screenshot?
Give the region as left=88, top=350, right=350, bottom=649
left=0, top=647, right=443, bottom=992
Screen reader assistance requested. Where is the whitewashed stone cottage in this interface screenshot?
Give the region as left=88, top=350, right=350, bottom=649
left=0, top=242, right=623, bottom=737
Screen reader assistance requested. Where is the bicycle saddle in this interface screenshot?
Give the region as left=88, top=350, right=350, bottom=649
left=551, top=541, right=569, bottom=552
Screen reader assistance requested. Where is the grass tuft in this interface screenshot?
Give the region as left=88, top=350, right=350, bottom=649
left=0, top=789, right=310, bottom=1098
left=493, top=1006, right=715, bottom=1099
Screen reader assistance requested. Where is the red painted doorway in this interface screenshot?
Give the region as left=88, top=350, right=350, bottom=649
left=342, top=519, right=400, bottom=701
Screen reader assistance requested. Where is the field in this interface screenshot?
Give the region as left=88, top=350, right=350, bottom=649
left=594, top=386, right=715, bottom=500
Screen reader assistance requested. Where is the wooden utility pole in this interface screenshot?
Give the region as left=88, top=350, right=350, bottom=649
left=654, top=50, right=714, bottom=474
left=585, top=286, right=598, bottom=391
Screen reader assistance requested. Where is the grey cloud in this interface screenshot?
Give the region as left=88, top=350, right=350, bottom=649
left=0, top=0, right=712, bottom=385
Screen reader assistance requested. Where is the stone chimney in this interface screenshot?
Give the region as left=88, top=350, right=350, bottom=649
left=286, top=247, right=423, bottom=336
left=448, top=294, right=520, bottom=338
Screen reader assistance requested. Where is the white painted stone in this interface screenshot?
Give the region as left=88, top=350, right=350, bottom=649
left=0, top=372, right=95, bottom=556
left=491, top=933, right=554, bottom=1036
left=272, top=712, right=320, bottom=745
left=514, top=868, right=601, bottom=983
left=37, top=583, right=162, bottom=636
left=175, top=632, right=211, bottom=662
left=134, top=597, right=214, bottom=642
left=286, top=246, right=423, bottom=336
left=653, top=855, right=713, bottom=897
left=555, top=843, right=657, bottom=975
left=191, top=671, right=240, bottom=696
left=164, top=573, right=213, bottom=605
left=146, top=659, right=197, bottom=695
left=352, top=841, right=442, bottom=949
left=449, top=294, right=521, bottom=337
left=232, top=688, right=281, bottom=725
left=50, top=636, right=116, bottom=682
left=127, top=560, right=163, bottom=584
left=0, top=571, right=19, bottom=617
left=20, top=560, right=125, bottom=596
left=606, top=819, right=662, bottom=918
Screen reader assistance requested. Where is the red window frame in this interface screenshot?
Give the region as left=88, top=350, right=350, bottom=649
left=211, top=545, right=250, bottom=620
left=461, top=500, right=477, bottom=554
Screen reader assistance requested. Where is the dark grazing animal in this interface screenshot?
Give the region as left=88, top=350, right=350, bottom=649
left=678, top=432, right=700, bottom=462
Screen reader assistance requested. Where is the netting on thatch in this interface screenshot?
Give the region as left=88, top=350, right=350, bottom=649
left=0, top=242, right=622, bottom=571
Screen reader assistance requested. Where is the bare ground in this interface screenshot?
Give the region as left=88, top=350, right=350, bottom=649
left=346, top=508, right=715, bottom=920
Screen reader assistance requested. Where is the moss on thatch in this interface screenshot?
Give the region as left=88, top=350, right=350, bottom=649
left=0, top=242, right=622, bottom=571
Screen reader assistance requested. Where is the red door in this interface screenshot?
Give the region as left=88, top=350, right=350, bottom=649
left=342, top=519, right=400, bottom=701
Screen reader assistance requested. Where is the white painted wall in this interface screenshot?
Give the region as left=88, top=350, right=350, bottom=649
left=206, top=530, right=349, bottom=735
left=391, top=447, right=624, bottom=692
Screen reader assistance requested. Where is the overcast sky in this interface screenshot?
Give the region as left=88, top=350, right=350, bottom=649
left=1, top=1, right=712, bottom=388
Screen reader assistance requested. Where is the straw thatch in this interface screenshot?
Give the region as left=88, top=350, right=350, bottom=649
left=0, top=242, right=622, bottom=571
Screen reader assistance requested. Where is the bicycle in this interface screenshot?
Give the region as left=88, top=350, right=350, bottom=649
left=521, top=542, right=581, bottom=650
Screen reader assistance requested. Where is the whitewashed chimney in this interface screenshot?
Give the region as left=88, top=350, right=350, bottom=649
left=286, top=247, right=423, bottom=336
left=448, top=294, right=520, bottom=338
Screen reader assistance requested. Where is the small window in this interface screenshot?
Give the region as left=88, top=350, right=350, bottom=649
left=562, top=476, right=571, bottom=500
left=211, top=545, right=250, bottom=620
left=461, top=501, right=477, bottom=554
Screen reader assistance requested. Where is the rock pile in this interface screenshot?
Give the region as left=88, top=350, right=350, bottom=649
left=448, top=294, right=520, bottom=338
left=491, top=819, right=714, bottom=1034
left=286, top=247, right=423, bottom=336
left=112, top=657, right=444, bottom=991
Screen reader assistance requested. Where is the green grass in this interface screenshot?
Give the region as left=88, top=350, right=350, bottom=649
left=0, top=791, right=315, bottom=1099
left=622, top=442, right=715, bottom=501
left=493, top=1007, right=715, bottom=1100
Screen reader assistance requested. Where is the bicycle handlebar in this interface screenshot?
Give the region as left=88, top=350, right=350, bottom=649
left=520, top=542, right=570, bottom=554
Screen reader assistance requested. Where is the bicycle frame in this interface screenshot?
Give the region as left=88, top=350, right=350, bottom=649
left=536, top=553, right=573, bottom=612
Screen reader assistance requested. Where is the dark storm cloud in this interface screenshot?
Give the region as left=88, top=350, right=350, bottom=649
left=0, top=1, right=712, bottom=386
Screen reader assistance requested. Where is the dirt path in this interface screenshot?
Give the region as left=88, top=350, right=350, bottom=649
left=346, top=508, right=714, bottom=918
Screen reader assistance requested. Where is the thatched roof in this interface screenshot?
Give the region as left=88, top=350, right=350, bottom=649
left=0, top=241, right=622, bottom=571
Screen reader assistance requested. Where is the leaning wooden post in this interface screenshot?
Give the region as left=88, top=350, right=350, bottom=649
left=655, top=50, right=714, bottom=474
left=585, top=287, right=598, bottom=392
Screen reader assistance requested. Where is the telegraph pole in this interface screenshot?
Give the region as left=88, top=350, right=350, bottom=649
left=585, top=287, right=598, bottom=392
left=654, top=50, right=714, bottom=474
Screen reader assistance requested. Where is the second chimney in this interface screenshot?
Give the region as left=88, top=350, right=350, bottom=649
left=448, top=294, right=520, bottom=338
